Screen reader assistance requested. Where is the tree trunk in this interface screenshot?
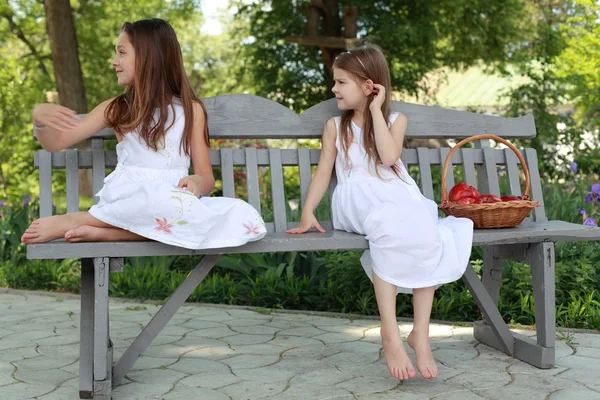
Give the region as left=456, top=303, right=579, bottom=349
left=43, top=0, right=93, bottom=199
left=320, top=0, right=343, bottom=97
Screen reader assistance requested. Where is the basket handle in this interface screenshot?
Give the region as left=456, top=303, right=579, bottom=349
left=441, top=134, right=531, bottom=202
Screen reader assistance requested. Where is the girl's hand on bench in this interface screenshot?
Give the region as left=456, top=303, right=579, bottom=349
left=33, top=104, right=79, bottom=131
left=286, top=212, right=325, bottom=234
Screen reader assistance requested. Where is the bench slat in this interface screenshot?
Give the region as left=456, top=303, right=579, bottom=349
left=39, top=151, right=53, bottom=217
left=524, top=148, right=547, bottom=222
left=417, top=148, right=434, bottom=200
left=482, top=147, right=501, bottom=196
left=298, top=148, right=312, bottom=207
left=91, top=139, right=105, bottom=204
left=66, top=149, right=80, bottom=213
left=269, top=149, right=287, bottom=232
left=25, top=220, right=600, bottom=259
left=439, top=147, right=455, bottom=192
left=220, top=148, right=235, bottom=198
left=504, top=148, right=522, bottom=196
left=461, top=148, right=478, bottom=188
left=244, top=148, right=261, bottom=214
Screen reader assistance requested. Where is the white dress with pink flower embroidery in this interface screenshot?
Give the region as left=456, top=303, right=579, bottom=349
left=331, top=114, right=474, bottom=294
left=88, top=102, right=266, bottom=250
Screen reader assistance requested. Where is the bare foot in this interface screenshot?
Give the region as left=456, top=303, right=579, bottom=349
left=381, top=327, right=417, bottom=380
left=407, top=330, right=438, bottom=379
left=65, top=225, right=146, bottom=242
left=21, top=215, right=81, bottom=243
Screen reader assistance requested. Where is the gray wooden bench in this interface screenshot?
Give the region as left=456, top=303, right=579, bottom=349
left=27, top=94, right=600, bottom=399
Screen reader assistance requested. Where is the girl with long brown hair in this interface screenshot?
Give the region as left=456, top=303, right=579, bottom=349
left=22, top=18, right=266, bottom=249
left=288, top=45, right=473, bottom=380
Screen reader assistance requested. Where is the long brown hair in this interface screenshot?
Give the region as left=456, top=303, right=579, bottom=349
left=333, top=44, right=400, bottom=178
left=105, top=19, right=208, bottom=156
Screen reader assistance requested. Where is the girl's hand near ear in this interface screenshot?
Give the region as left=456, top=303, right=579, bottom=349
left=369, top=84, right=386, bottom=112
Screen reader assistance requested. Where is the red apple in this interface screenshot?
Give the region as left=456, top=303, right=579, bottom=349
left=476, top=194, right=502, bottom=204
left=449, top=182, right=480, bottom=202
left=501, top=195, right=520, bottom=202
left=457, top=197, right=477, bottom=204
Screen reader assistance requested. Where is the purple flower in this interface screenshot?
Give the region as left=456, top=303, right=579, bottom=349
left=592, top=184, right=600, bottom=195
left=0, top=201, right=4, bottom=208
left=584, top=218, right=597, bottom=227
left=580, top=209, right=588, bottom=215
left=23, top=196, right=31, bottom=207
left=585, top=193, right=593, bottom=203
left=570, top=162, right=578, bottom=173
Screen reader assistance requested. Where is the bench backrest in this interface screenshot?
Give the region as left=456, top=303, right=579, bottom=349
left=34, top=94, right=547, bottom=232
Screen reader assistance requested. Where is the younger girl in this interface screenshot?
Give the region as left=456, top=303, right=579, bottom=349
left=22, top=19, right=266, bottom=248
left=287, top=45, right=473, bottom=380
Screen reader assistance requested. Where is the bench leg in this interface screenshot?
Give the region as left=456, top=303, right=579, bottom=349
left=462, top=265, right=515, bottom=355
left=471, top=243, right=556, bottom=369
left=93, top=257, right=112, bottom=399
left=79, top=259, right=94, bottom=399
left=112, top=254, right=220, bottom=386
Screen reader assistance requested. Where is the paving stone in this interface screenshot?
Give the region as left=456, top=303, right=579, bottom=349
left=219, top=380, right=288, bottom=400
left=184, top=326, right=238, bottom=339
left=574, top=346, right=600, bottom=359
left=178, top=370, right=242, bottom=389
left=335, top=375, right=400, bottom=395
left=549, top=386, right=600, bottom=399
left=290, top=367, right=353, bottom=386
left=111, top=382, right=173, bottom=399
left=128, top=355, right=179, bottom=371
left=232, top=357, right=332, bottom=384
left=161, top=385, right=231, bottom=399
left=15, top=367, right=75, bottom=385
left=183, top=346, right=236, bottom=360
left=0, top=382, right=58, bottom=400
left=220, top=333, right=274, bottom=346
left=125, top=367, right=188, bottom=385
left=356, top=390, right=424, bottom=400
left=555, top=355, right=600, bottom=383
left=282, top=343, right=340, bottom=360
left=276, top=325, right=333, bottom=338
left=2, top=292, right=600, bottom=400
left=220, top=354, right=281, bottom=369
left=445, top=369, right=512, bottom=390
left=474, top=373, right=579, bottom=400
left=13, top=355, right=77, bottom=371
left=37, top=343, right=80, bottom=358
left=177, top=319, right=226, bottom=330
left=312, top=332, right=363, bottom=344
left=170, top=358, right=231, bottom=375
left=228, top=324, right=281, bottom=336
left=274, top=384, right=353, bottom=400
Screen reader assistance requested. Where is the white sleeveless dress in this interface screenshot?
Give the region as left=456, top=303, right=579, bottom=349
left=88, top=102, right=267, bottom=250
left=331, top=114, right=474, bottom=294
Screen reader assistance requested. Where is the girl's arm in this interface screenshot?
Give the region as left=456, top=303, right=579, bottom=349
left=33, top=100, right=113, bottom=152
left=286, top=118, right=337, bottom=234
left=369, top=84, right=407, bottom=167
left=177, top=102, right=215, bottom=197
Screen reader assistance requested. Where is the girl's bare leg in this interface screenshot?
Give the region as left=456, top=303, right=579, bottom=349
left=22, top=212, right=113, bottom=243
left=65, top=226, right=147, bottom=242
left=373, top=271, right=417, bottom=380
left=407, top=286, right=438, bottom=379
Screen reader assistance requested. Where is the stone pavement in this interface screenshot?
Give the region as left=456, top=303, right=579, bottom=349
left=0, top=289, right=599, bottom=400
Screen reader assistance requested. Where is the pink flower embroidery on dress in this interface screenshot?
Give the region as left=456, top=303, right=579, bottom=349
left=243, top=222, right=261, bottom=235
left=155, top=217, right=174, bottom=234
left=343, top=161, right=360, bottom=177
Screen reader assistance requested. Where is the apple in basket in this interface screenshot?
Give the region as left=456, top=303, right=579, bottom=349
left=475, top=194, right=502, bottom=204
left=449, top=182, right=480, bottom=203
left=501, top=195, right=520, bottom=201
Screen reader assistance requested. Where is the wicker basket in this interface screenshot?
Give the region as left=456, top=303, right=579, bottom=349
left=439, top=134, right=540, bottom=229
